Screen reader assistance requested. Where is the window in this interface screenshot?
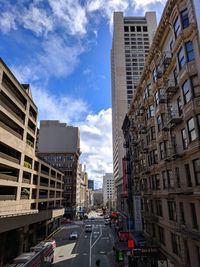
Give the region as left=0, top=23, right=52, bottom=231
left=181, top=9, right=189, bottom=29
left=167, top=170, right=174, bottom=188
left=185, top=164, right=192, bottom=187
left=174, top=17, right=181, bottom=38
left=181, top=128, right=188, bottom=149
left=130, top=26, right=135, bottom=32
left=143, top=26, right=147, bottom=32
left=185, top=41, right=195, bottom=61
left=190, top=203, right=198, bottom=229
left=193, top=159, right=200, bottom=185
left=187, top=118, right=197, bottom=142
left=157, top=115, right=162, bottom=132
left=159, top=142, right=165, bottom=160
left=158, top=226, right=165, bottom=244
left=191, top=75, right=200, bottom=97
left=124, top=26, right=129, bottom=32
left=173, top=66, right=178, bottom=85
left=175, top=167, right=181, bottom=188
left=137, top=26, right=141, bottom=32
left=168, top=201, right=177, bottom=221
left=177, top=96, right=183, bottom=115
left=179, top=202, right=185, bottom=224
left=150, top=126, right=156, bottom=140
left=156, top=199, right=163, bottom=216
left=178, top=46, right=185, bottom=69
left=171, top=233, right=181, bottom=255
left=162, top=171, right=167, bottom=189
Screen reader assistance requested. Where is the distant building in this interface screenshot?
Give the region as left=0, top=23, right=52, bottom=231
left=76, top=164, right=88, bottom=217
left=92, top=189, right=103, bottom=207
left=37, top=120, right=81, bottom=218
left=103, top=173, right=114, bottom=209
left=88, top=179, right=94, bottom=190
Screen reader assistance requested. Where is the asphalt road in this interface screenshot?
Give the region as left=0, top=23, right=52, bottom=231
left=52, top=213, right=116, bottom=267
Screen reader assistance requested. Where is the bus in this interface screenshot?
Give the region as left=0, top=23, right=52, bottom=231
left=5, top=240, right=56, bottom=267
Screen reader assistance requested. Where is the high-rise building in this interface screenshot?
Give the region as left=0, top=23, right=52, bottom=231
left=0, top=58, right=64, bottom=265
left=123, top=0, right=200, bottom=265
left=111, top=12, right=157, bottom=211
left=88, top=179, right=94, bottom=190
left=37, top=120, right=81, bottom=218
left=103, top=173, right=114, bottom=209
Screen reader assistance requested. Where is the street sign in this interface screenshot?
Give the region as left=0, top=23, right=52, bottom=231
left=128, top=239, right=134, bottom=249
left=131, top=247, right=159, bottom=258
left=116, top=250, right=124, bottom=262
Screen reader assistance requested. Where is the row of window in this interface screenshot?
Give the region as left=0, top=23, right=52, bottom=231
left=124, top=25, right=148, bottom=32
left=142, top=198, right=199, bottom=230
left=139, top=157, right=200, bottom=191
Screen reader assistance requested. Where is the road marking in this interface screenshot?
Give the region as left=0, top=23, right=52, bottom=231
left=82, top=253, right=87, bottom=255
left=100, top=251, right=105, bottom=254
left=89, top=225, right=93, bottom=267
left=101, top=237, right=109, bottom=240
left=91, top=226, right=102, bottom=249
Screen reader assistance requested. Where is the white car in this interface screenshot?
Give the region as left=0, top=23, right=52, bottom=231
left=69, top=232, right=78, bottom=240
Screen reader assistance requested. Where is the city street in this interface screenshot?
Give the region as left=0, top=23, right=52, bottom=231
left=52, top=213, right=115, bottom=267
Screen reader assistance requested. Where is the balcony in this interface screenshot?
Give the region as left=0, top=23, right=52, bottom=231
left=2, top=76, right=27, bottom=110
left=166, top=81, right=178, bottom=97
left=0, top=173, right=18, bottom=182
left=0, top=151, right=20, bottom=165
left=164, top=146, right=183, bottom=161
left=0, top=195, right=16, bottom=201
left=168, top=111, right=183, bottom=127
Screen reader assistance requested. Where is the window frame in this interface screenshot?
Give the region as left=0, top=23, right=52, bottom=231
left=193, top=159, right=200, bottom=185
left=187, top=117, right=197, bottom=142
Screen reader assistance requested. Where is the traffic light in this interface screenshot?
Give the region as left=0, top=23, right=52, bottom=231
left=116, top=250, right=124, bottom=262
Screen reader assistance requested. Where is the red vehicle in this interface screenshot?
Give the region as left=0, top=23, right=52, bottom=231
left=5, top=240, right=56, bottom=267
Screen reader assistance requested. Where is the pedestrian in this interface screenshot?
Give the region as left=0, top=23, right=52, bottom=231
left=96, top=259, right=100, bottom=266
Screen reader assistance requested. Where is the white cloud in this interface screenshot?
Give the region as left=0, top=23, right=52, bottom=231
left=0, top=11, right=17, bottom=33
left=79, top=108, right=113, bottom=187
left=11, top=35, right=85, bottom=80
left=31, top=86, right=89, bottom=124
left=132, top=0, right=167, bottom=9
left=21, top=5, right=54, bottom=35
left=39, top=35, right=84, bottom=77
left=48, top=0, right=88, bottom=36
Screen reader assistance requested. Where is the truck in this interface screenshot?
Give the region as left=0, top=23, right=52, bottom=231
left=5, top=240, right=56, bottom=267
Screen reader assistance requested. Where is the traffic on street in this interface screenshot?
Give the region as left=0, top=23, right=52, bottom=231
left=52, top=211, right=116, bottom=267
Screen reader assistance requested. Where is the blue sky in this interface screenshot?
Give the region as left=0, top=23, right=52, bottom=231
left=0, top=0, right=166, bottom=188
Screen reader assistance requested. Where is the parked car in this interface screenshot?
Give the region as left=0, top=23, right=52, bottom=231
left=85, top=224, right=92, bottom=232
left=69, top=232, right=78, bottom=240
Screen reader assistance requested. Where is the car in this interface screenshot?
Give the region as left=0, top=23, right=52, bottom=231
left=90, top=217, right=95, bottom=220
left=69, top=232, right=78, bottom=240
left=85, top=224, right=92, bottom=232
left=104, top=215, right=109, bottom=219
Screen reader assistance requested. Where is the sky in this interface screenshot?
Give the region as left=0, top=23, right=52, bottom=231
left=0, top=0, right=166, bottom=188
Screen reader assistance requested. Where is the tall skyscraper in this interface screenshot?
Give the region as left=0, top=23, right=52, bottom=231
left=111, top=12, right=157, bottom=211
